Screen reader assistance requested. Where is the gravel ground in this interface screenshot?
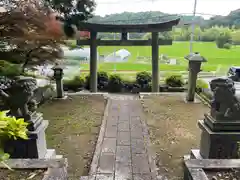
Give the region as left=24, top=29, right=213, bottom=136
left=142, top=94, right=209, bottom=180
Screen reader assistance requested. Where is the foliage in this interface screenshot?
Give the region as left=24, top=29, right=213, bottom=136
left=196, top=79, right=209, bottom=93
left=98, top=71, right=109, bottom=82
left=85, top=71, right=109, bottom=91
left=0, top=111, right=28, bottom=165
left=208, top=9, right=240, bottom=28
left=84, top=75, right=91, bottom=90
left=64, top=76, right=85, bottom=91
left=97, top=71, right=109, bottom=91
left=231, top=30, right=240, bottom=45
left=108, top=74, right=123, bottom=92
left=216, top=32, right=232, bottom=48
left=45, top=0, right=95, bottom=38
left=0, top=61, right=22, bottom=77
left=223, top=43, right=232, bottom=49
left=136, top=71, right=152, bottom=88
left=0, top=0, right=65, bottom=72
left=165, top=75, right=184, bottom=87
left=96, top=41, right=240, bottom=72
left=88, top=9, right=240, bottom=40
left=201, top=27, right=221, bottom=42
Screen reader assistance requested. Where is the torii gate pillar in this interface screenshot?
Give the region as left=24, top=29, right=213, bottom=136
left=151, top=32, right=159, bottom=92
left=90, top=31, right=98, bottom=92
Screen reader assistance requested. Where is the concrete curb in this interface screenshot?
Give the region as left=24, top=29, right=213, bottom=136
left=89, top=96, right=110, bottom=176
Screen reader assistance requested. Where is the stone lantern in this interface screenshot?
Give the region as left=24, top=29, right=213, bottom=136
left=185, top=52, right=207, bottom=102
left=52, top=64, right=64, bottom=99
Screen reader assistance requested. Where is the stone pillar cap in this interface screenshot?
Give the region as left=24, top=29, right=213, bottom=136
left=51, top=64, right=63, bottom=70
left=185, top=52, right=207, bottom=62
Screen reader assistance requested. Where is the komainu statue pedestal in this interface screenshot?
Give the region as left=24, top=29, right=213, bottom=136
left=184, top=77, right=240, bottom=180
left=198, top=114, right=240, bottom=159
left=4, top=113, right=50, bottom=159
left=0, top=77, right=55, bottom=159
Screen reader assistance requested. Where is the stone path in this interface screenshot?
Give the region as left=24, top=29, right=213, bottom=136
left=85, top=94, right=157, bottom=180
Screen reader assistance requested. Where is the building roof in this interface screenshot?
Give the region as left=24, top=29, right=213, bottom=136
left=77, top=18, right=180, bottom=32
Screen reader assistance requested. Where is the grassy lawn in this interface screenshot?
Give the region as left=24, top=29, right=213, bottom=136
left=98, top=42, right=240, bottom=65
left=79, top=42, right=238, bottom=72
left=73, top=41, right=239, bottom=72
left=142, top=94, right=209, bottom=179
left=38, top=95, right=106, bottom=179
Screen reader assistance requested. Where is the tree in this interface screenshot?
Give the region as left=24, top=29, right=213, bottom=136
left=216, top=31, right=232, bottom=48
left=201, top=27, right=221, bottom=42
left=44, top=0, right=96, bottom=38
left=0, top=0, right=65, bottom=72
left=231, top=30, right=240, bottom=45
left=0, top=0, right=95, bottom=72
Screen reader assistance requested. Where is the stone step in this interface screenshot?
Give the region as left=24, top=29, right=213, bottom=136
left=56, top=155, right=63, bottom=159
left=79, top=176, right=89, bottom=180
left=44, top=149, right=56, bottom=159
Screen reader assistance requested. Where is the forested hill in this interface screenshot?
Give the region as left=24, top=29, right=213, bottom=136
left=88, top=9, right=240, bottom=28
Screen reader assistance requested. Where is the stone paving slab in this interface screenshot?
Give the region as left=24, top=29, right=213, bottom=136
left=86, top=94, right=157, bottom=180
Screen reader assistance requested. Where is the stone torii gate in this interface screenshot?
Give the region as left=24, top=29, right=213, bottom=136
left=76, top=18, right=180, bottom=92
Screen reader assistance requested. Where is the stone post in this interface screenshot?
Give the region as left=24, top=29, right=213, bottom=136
left=90, top=31, right=98, bottom=92
left=185, top=52, right=207, bottom=102
left=52, top=64, right=64, bottom=99
left=151, top=32, right=159, bottom=92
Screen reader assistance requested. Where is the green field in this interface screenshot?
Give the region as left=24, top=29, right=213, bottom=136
left=79, top=41, right=240, bottom=72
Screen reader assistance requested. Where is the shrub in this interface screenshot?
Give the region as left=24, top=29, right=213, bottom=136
left=84, top=75, right=90, bottom=90
left=0, top=76, right=15, bottom=90
left=98, top=71, right=109, bottom=82
left=97, top=71, right=109, bottom=91
left=216, top=32, right=231, bottom=49
left=108, top=74, right=123, bottom=92
left=165, top=74, right=184, bottom=87
left=223, top=43, right=231, bottom=49
left=85, top=71, right=109, bottom=91
left=136, top=71, right=152, bottom=88
left=123, top=79, right=140, bottom=93
left=64, top=76, right=85, bottom=91
left=0, top=60, right=22, bottom=77
left=0, top=111, right=28, bottom=165
left=196, top=79, right=209, bottom=93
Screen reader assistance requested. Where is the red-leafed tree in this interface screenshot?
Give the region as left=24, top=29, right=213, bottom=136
left=0, top=0, right=95, bottom=72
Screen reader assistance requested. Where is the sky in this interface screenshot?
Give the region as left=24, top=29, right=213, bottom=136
left=94, top=0, right=240, bottom=19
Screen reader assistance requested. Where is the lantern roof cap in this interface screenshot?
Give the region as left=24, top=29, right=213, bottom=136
left=184, top=52, right=207, bottom=62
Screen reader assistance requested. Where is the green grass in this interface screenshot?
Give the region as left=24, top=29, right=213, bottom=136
left=98, top=42, right=240, bottom=65
left=77, top=41, right=240, bottom=72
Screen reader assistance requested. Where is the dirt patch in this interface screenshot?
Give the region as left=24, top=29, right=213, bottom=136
left=0, top=169, right=45, bottom=180
left=38, top=95, right=106, bottom=180
left=142, top=94, right=209, bottom=180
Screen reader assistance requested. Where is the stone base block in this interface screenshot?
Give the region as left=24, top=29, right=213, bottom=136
left=53, top=95, right=68, bottom=100
left=45, top=149, right=56, bottom=159
left=204, top=113, right=240, bottom=131
left=198, top=120, right=240, bottom=159
left=183, top=150, right=240, bottom=180
left=190, top=149, right=202, bottom=159
left=183, top=96, right=201, bottom=104
left=4, top=120, right=49, bottom=159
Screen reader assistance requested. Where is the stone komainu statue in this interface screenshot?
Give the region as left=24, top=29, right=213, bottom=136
left=0, top=76, right=38, bottom=121
left=210, top=77, right=240, bottom=120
